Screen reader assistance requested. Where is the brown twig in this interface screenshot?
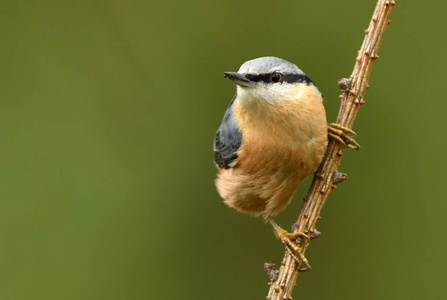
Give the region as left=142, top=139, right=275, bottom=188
left=266, top=1, right=397, bottom=298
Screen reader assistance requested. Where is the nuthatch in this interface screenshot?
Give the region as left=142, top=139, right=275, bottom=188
left=214, top=57, right=358, bottom=269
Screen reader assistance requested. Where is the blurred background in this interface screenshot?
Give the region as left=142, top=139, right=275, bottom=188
left=1, top=0, right=446, bottom=299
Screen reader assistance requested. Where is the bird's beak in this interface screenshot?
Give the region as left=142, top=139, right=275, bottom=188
left=224, top=72, right=253, bottom=87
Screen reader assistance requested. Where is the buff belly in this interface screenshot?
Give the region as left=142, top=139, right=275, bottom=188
left=216, top=84, right=328, bottom=216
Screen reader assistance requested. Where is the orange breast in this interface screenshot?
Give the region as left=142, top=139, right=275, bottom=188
left=216, top=84, right=328, bottom=216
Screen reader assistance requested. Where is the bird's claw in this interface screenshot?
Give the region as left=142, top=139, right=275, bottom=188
left=268, top=217, right=311, bottom=271
left=328, top=123, right=361, bottom=149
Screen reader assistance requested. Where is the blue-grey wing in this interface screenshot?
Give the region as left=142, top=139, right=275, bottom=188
left=214, top=95, right=242, bottom=168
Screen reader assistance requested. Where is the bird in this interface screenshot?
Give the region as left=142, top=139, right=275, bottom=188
left=213, top=57, right=359, bottom=269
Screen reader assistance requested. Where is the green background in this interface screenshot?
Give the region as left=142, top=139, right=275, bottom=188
left=1, top=0, right=446, bottom=299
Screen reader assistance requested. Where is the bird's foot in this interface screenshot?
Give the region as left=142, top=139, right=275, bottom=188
left=328, top=123, right=361, bottom=149
left=267, top=217, right=311, bottom=272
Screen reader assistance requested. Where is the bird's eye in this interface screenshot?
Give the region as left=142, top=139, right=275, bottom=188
left=271, top=72, right=281, bottom=83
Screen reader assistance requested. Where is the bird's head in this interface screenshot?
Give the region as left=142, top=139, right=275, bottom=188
left=224, top=56, right=320, bottom=106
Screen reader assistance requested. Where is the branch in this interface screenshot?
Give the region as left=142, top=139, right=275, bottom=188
left=266, top=1, right=397, bottom=298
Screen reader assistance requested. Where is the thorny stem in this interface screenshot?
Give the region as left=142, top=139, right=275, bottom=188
left=266, top=1, right=397, bottom=299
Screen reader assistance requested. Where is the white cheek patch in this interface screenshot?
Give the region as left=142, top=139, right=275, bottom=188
left=238, top=83, right=306, bottom=106
left=262, top=83, right=299, bottom=103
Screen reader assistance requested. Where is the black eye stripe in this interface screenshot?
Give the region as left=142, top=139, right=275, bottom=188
left=244, top=73, right=314, bottom=85
left=245, top=74, right=270, bottom=82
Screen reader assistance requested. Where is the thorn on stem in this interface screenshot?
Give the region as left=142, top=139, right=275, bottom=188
left=264, top=263, right=279, bottom=282
left=355, top=98, right=365, bottom=105
left=338, top=77, right=352, bottom=91
left=332, top=171, right=348, bottom=184
left=310, top=229, right=321, bottom=239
